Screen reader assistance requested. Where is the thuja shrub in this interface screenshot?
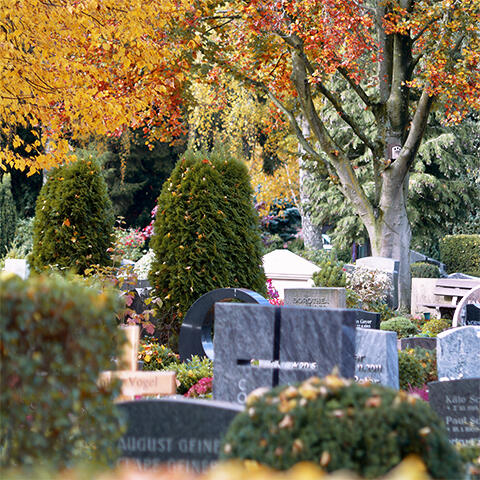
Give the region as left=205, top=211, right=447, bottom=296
left=440, top=234, right=480, bottom=276
left=149, top=149, right=266, bottom=346
left=380, top=317, right=419, bottom=338
left=0, top=173, right=17, bottom=255
left=220, top=376, right=464, bottom=479
left=0, top=272, right=125, bottom=468
left=30, top=157, right=114, bottom=274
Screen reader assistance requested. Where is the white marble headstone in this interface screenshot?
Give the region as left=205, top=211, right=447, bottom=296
left=4, top=259, right=29, bottom=280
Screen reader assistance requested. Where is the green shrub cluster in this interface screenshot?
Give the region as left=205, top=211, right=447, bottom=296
left=30, top=157, right=114, bottom=274
left=398, top=350, right=426, bottom=390
left=312, top=256, right=346, bottom=287
left=440, top=234, right=480, bottom=276
left=171, top=355, right=213, bottom=394
left=0, top=174, right=17, bottom=256
left=149, top=149, right=267, bottom=347
left=421, top=318, right=451, bottom=337
left=0, top=272, right=124, bottom=468
left=380, top=317, right=419, bottom=338
left=139, top=340, right=180, bottom=371
left=410, top=262, right=440, bottom=278
left=220, top=376, right=463, bottom=479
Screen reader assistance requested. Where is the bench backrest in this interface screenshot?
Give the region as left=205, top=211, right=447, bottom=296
left=434, top=278, right=480, bottom=298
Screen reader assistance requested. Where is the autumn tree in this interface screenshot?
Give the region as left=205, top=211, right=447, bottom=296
left=1, top=0, right=479, bottom=308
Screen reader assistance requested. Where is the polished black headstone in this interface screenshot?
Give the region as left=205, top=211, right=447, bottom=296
left=429, top=379, right=480, bottom=446
left=466, top=303, right=480, bottom=326
left=213, top=303, right=356, bottom=404
left=178, top=288, right=270, bottom=362
left=118, top=398, right=242, bottom=471
left=353, top=309, right=381, bottom=329
left=399, top=336, right=437, bottom=351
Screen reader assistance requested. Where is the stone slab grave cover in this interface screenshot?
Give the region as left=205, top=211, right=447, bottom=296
left=453, top=285, right=480, bottom=327
left=262, top=249, right=320, bottom=298
left=437, top=326, right=480, bottom=380
left=213, top=303, right=356, bottom=404
left=284, top=287, right=346, bottom=309
left=118, top=398, right=242, bottom=471
left=429, top=379, right=480, bottom=446
left=356, top=256, right=399, bottom=310
left=399, top=337, right=437, bottom=351
left=355, top=329, right=399, bottom=389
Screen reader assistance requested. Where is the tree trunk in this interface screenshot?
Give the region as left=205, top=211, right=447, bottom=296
left=362, top=171, right=412, bottom=311
left=296, top=115, right=324, bottom=250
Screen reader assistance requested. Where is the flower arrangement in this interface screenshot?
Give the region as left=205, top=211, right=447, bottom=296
left=138, top=339, right=180, bottom=371
left=134, top=249, right=156, bottom=279
left=346, top=266, right=391, bottom=305
left=266, top=279, right=284, bottom=306
left=110, top=224, right=147, bottom=262
left=185, top=377, right=213, bottom=399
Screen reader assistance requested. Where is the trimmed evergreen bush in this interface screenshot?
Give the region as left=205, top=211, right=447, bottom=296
left=398, top=350, right=425, bottom=390
left=220, top=376, right=463, bottom=478
left=0, top=272, right=124, bottom=467
left=410, top=262, right=440, bottom=278
left=30, top=157, right=114, bottom=274
left=380, top=317, right=419, bottom=338
left=440, top=234, right=480, bottom=277
left=0, top=174, right=17, bottom=256
left=312, top=255, right=346, bottom=287
left=149, top=149, right=267, bottom=346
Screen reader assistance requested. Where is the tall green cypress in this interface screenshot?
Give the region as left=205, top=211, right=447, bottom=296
left=149, top=149, right=267, bottom=345
left=30, top=157, right=114, bottom=274
left=0, top=174, right=17, bottom=256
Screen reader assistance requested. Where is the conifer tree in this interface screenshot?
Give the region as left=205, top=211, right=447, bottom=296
left=149, top=149, right=267, bottom=344
left=0, top=174, right=17, bottom=256
left=30, top=157, right=114, bottom=274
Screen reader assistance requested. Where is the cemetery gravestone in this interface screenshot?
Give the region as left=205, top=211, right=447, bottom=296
left=429, top=379, right=480, bottom=446
left=453, top=285, right=480, bottom=327
left=118, top=398, right=242, bottom=471
left=437, top=326, right=480, bottom=380
left=466, top=303, right=480, bottom=326
left=213, top=303, right=356, bottom=404
left=284, top=287, right=346, bottom=309
left=353, top=309, right=381, bottom=329
left=356, top=256, right=399, bottom=309
left=355, top=329, right=399, bottom=389
left=4, top=258, right=29, bottom=280
left=399, top=337, right=437, bottom=351
left=178, top=288, right=270, bottom=361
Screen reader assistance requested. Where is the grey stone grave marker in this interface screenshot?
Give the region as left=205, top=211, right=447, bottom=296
left=213, top=303, right=356, bottom=404
left=355, top=329, right=399, bottom=389
left=356, top=256, right=399, bottom=309
left=118, top=398, right=242, bottom=471
left=429, top=379, right=480, bottom=446
left=466, top=303, right=480, bottom=326
left=437, top=326, right=480, bottom=380
left=399, top=337, right=437, bottom=351
left=284, top=287, right=346, bottom=309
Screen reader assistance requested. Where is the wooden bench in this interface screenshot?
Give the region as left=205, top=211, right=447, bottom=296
left=421, top=278, right=480, bottom=318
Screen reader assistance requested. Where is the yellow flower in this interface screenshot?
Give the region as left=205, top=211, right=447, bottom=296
left=144, top=355, right=151, bottom=363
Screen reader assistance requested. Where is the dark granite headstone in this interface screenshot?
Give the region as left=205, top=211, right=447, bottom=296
left=178, top=288, right=269, bottom=361
left=353, top=309, right=381, bottom=329
left=399, top=337, right=437, bottom=351
left=429, top=379, right=480, bottom=446
left=466, top=303, right=480, bottom=326
left=118, top=398, right=242, bottom=471
left=213, top=303, right=356, bottom=404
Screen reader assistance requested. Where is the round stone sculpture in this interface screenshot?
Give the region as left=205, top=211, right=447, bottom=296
left=178, top=288, right=270, bottom=361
